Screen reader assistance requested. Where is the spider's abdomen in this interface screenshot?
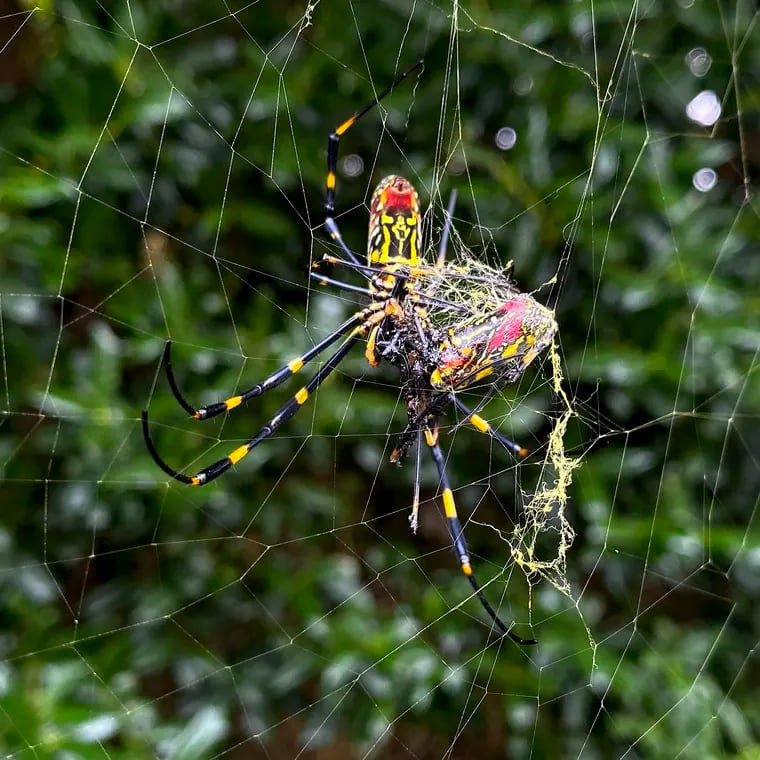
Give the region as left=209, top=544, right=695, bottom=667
left=368, top=175, right=421, bottom=266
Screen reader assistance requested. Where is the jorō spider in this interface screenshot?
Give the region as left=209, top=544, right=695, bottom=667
left=142, top=63, right=556, bottom=644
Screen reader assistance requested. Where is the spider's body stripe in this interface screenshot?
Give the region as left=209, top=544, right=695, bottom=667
left=500, top=339, right=523, bottom=359
left=363, top=174, right=421, bottom=366
left=368, top=175, right=421, bottom=267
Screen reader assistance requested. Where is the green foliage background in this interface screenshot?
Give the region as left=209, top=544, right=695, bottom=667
left=1, top=1, right=758, bottom=758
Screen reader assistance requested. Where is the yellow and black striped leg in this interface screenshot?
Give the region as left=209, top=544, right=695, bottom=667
left=324, top=61, right=423, bottom=215
left=160, top=312, right=366, bottom=422
left=142, top=331, right=364, bottom=486
left=448, top=394, right=528, bottom=458
left=425, top=427, right=537, bottom=645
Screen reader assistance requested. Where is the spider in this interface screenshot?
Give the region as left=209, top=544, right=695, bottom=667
left=142, top=62, right=556, bottom=645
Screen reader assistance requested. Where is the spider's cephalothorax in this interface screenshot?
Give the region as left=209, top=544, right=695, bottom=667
left=142, top=62, right=553, bottom=646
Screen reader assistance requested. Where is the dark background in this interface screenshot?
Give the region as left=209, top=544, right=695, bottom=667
left=1, top=1, right=758, bottom=758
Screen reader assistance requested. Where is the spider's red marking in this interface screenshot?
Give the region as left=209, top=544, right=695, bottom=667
left=371, top=175, right=419, bottom=216
left=486, top=300, right=527, bottom=352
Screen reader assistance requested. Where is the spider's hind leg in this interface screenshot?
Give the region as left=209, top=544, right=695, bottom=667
left=424, top=424, right=536, bottom=645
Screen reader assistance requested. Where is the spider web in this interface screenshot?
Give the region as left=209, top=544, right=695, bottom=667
left=1, top=1, right=758, bottom=758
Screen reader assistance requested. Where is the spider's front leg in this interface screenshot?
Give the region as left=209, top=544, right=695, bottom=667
left=157, top=312, right=367, bottom=423
left=143, top=329, right=365, bottom=486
